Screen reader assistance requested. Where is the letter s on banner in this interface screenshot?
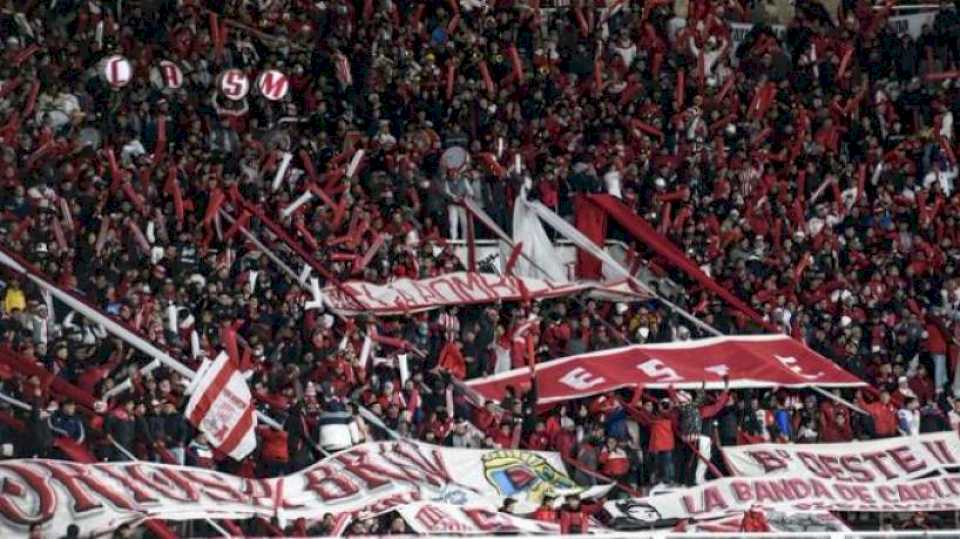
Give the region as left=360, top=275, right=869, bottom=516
left=219, top=69, right=250, bottom=101
left=559, top=367, right=606, bottom=391
left=636, top=359, right=682, bottom=383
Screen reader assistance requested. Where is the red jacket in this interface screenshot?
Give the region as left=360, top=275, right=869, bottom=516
left=630, top=406, right=674, bottom=452
left=857, top=395, right=898, bottom=437
left=559, top=509, right=588, bottom=534
left=532, top=506, right=557, bottom=523
left=740, top=509, right=770, bottom=532
left=259, top=427, right=289, bottom=463
left=552, top=430, right=577, bottom=459
left=598, top=447, right=630, bottom=476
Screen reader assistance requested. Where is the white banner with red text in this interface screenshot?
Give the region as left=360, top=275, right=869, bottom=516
left=605, top=473, right=960, bottom=526
left=723, top=432, right=960, bottom=483
left=396, top=502, right=560, bottom=534
left=322, top=271, right=648, bottom=315
left=0, top=441, right=608, bottom=537
left=467, top=334, right=866, bottom=404
left=688, top=510, right=850, bottom=533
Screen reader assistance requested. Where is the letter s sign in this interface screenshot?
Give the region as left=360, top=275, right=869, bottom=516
left=636, top=358, right=682, bottom=382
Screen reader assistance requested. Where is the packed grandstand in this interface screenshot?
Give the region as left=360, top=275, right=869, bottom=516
left=1, top=0, right=960, bottom=536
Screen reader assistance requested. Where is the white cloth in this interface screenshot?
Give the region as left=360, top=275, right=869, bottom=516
left=526, top=200, right=640, bottom=285
left=897, top=408, right=921, bottom=436
left=941, top=111, right=954, bottom=141
left=694, top=434, right=712, bottom=484
left=603, top=170, right=623, bottom=199
left=923, top=167, right=957, bottom=196
left=511, top=188, right=567, bottom=281
left=612, top=43, right=637, bottom=68
left=494, top=343, right=512, bottom=374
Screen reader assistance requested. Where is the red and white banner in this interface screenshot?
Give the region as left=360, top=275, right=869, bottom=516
left=184, top=352, right=257, bottom=460
left=322, top=272, right=648, bottom=315
left=0, top=459, right=267, bottom=537
left=605, top=473, right=960, bottom=523
left=723, top=432, right=960, bottom=484
left=396, top=502, right=560, bottom=534
left=468, top=335, right=866, bottom=403
left=0, top=442, right=606, bottom=536
left=687, top=511, right=850, bottom=533
left=279, top=442, right=611, bottom=521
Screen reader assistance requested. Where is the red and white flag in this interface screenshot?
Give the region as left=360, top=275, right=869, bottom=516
left=184, top=352, right=257, bottom=460
left=335, top=53, right=353, bottom=86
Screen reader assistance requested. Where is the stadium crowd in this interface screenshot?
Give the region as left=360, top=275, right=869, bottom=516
left=1, top=0, right=960, bottom=535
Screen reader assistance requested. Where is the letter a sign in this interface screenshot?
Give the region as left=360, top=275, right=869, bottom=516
left=219, top=69, right=250, bottom=101
left=257, top=70, right=289, bottom=101
left=159, top=60, right=183, bottom=90
left=102, top=55, right=132, bottom=89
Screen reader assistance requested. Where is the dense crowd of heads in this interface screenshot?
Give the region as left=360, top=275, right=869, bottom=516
left=1, top=0, right=960, bottom=534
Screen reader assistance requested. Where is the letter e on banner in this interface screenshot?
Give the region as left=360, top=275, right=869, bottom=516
left=257, top=70, right=289, bottom=101
left=219, top=69, right=250, bottom=101
left=159, top=60, right=183, bottom=90
left=558, top=367, right=606, bottom=391
left=102, top=55, right=132, bottom=89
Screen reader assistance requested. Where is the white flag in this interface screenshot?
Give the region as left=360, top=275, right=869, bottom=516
left=184, top=352, right=257, bottom=460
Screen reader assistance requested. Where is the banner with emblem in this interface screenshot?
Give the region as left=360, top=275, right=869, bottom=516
left=0, top=442, right=608, bottom=537
left=395, top=502, right=562, bottom=534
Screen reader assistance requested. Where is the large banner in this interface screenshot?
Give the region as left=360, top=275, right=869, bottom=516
left=467, top=335, right=865, bottom=403
left=723, top=432, right=960, bottom=483
left=688, top=511, right=850, bottom=533
left=605, top=473, right=960, bottom=525
left=322, top=271, right=647, bottom=315
left=396, top=502, right=560, bottom=534
left=0, top=441, right=606, bottom=537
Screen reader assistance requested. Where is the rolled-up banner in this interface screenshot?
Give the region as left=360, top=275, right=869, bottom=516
left=281, top=190, right=315, bottom=219
left=346, top=149, right=365, bottom=179
left=445, top=63, right=456, bottom=100
left=508, top=45, right=523, bottom=81
left=478, top=60, right=495, bottom=95
left=272, top=152, right=293, bottom=191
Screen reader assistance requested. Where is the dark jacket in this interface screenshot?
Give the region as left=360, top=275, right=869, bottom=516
left=24, top=401, right=53, bottom=458
left=105, top=409, right=136, bottom=448
left=51, top=411, right=85, bottom=443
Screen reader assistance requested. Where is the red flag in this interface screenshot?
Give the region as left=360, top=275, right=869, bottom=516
left=438, top=341, right=466, bottom=380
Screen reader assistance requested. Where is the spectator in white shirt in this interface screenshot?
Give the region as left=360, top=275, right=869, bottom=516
left=897, top=398, right=921, bottom=436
